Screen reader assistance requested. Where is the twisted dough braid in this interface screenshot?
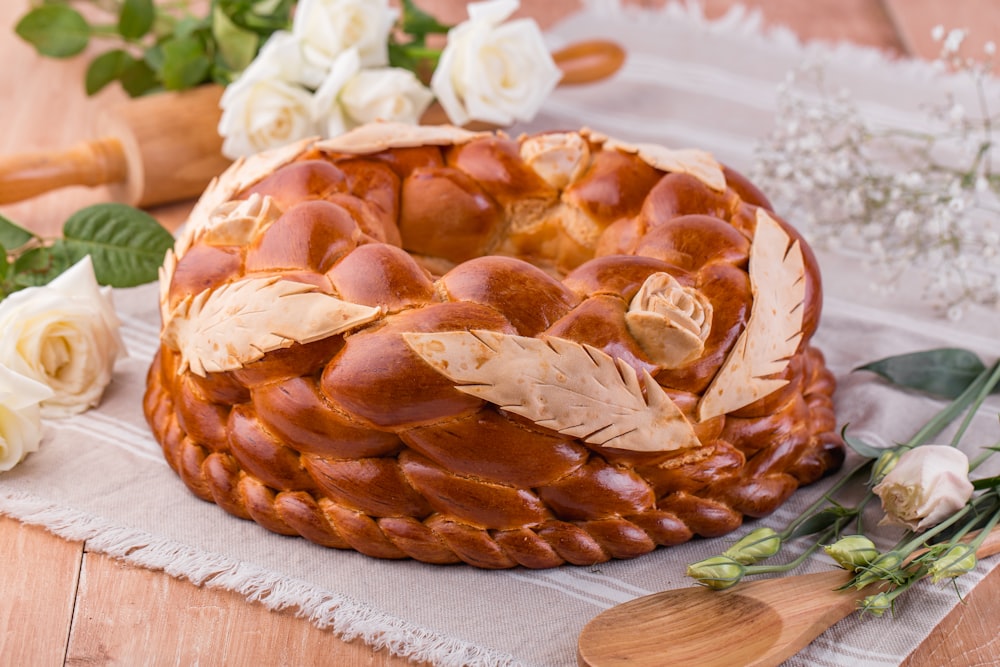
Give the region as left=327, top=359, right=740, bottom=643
left=144, top=127, right=844, bottom=569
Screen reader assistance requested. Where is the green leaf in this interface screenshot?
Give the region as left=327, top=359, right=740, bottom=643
left=212, top=4, right=259, bottom=72
left=841, top=430, right=885, bottom=459
left=0, top=243, right=9, bottom=282
left=60, top=203, right=174, bottom=287
left=399, top=0, right=451, bottom=38
left=854, top=348, right=987, bottom=399
left=118, top=0, right=155, bottom=40
left=972, top=475, right=1000, bottom=491
left=15, top=5, right=91, bottom=58
left=787, top=507, right=850, bottom=540
left=120, top=57, right=159, bottom=97
left=0, top=213, right=38, bottom=251
left=12, top=245, right=71, bottom=287
left=85, top=49, right=133, bottom=96
left=159, top=36, right=212, bottom=90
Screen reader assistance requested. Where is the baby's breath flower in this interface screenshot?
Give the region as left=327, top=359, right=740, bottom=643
left=751, top=42, right=1000, bottom=318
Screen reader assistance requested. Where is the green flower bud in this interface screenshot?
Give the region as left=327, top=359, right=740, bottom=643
left=871, top=448, right=901, bottom=482
left=823, top=535, right=879, bottom=571
left=722, top=527, right=782, bottom=564
left=928, top=544, right=977, bottom=584
left=859, top=591, right=893, bottom=617
left=852, top=551, right=905, bottom=589
left=686, top=556, right=746, bottom=590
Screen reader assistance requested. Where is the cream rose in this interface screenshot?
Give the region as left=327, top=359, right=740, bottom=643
left=218, top=39, right=318, bottom=159
left=430, top=0, right=561, bottom=126
left=873, top=445, right=974, bottom=532
left=0, top=365, right=53, bottom=472
left=0, top=256, right=126, bottom=419
left=293, top=0, right=395, bottom=70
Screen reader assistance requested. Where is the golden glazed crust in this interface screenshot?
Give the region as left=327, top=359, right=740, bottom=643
left=144, top=123, right=843, bottom=569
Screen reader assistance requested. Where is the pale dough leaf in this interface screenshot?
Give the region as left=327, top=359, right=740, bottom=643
left=163, top=277, right=380, bottom=377
left=697, top=208, right=805, bottom=421
left=403, top=329, right=701, bottom=452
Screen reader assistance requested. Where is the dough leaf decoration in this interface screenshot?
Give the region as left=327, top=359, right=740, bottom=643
left=697, top=208, right=806, bottom=421
left=403, top=329, right=701, bottom=452
left=163, top=277, right=380, bottom=376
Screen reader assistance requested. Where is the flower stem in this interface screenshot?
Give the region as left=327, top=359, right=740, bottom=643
left=906, top=360, right=1000, bottom=448
left=948, top=360, right=1000, bottom=448
left=747, top=527, right=839, bottom=576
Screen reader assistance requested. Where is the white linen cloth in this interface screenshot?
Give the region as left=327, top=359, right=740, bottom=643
left=3, top=2, right=999, bottom=665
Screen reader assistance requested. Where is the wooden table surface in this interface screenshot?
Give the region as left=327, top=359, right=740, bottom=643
left=3, top=1, right=1000, bottom=665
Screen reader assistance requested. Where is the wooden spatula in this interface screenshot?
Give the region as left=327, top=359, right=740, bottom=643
left=0, top=40, right=625, bottom=208
left=577, top=525, right=1000, bottom=667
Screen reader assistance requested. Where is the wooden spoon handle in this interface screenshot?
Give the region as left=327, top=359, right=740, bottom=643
left=553, top=39, right=626, bottom=85
left=0, top=137, right=128, bottom=205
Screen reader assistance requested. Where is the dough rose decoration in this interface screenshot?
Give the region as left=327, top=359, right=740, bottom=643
left=0, top=204, right=173, bottom=471
left=688, top=347, right=1000, bottom=618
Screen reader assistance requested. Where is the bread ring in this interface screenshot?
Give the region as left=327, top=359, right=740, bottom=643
left=144, top=123, right=843, bottom=569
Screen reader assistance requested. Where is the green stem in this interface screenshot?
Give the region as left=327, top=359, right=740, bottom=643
left=779, top=459, right=872, bottom=540
left=965, top=500, right=1000, bottom=552
left=746, top=527, right=839, bottom=576
left=949, top=361, right=1000, bottom=448
left=897, top=504, right=974, bottom=556
left=906, top=360, right=1000, bottom=448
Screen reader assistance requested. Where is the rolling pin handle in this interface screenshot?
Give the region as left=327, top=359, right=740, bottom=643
left=0, top=137, right=129, bottom=205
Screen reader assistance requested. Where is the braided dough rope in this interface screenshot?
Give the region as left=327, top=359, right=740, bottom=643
left=143, top=123, right=844, bottom=569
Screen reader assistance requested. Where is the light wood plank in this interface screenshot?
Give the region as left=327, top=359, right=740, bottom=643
left=902, top=564, right=1000, bottom=667
left=883, top=0, right=1000, bottom=69
left=67, top=549, right=426, bottom=666
left=0, top=515, right=82, bottom=665
left=702, top=0, right=907, bottom=53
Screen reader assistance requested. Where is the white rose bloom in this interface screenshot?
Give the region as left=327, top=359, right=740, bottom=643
left=0, top=256, right=126, bottom=419
left=311, top=48, right=363, bottom=139
left=431, top=0, right=561, bottom=126
left=873, top=445, right=974, bottom=532
left=293, top=0, right=396, bottom=70
left=341, top=68, right=434, bottom=128
left=245, top=30, right=326, bottom=88
left=219, top=57, right=317, bottom=159
left=0, top=365, right=53, bottom=472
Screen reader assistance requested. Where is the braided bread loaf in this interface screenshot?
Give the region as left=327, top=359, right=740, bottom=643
left=143, top=123, right=843, bottom=569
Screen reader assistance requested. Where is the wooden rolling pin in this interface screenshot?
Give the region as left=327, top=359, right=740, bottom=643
left=0, top=40, right=625, bottom=208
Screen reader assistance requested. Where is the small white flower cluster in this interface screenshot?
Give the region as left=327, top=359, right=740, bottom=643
left=0, top=257, right=126, bottom=472
left=752, top=29, right=1000, bottom=320
left=218, top=0, right=560, bottom=159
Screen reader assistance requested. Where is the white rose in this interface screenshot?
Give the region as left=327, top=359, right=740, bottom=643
left=219, top=31, right=324, bottom=159
left=292, top=0, right=396, bottom=70
left=341, top=68, right=434, bottom=128
left=430, top=0, right=561, bottom=126
left=242, top=30, right=326, bottom=88
left=311, top=48, right=363, bottom=139
left=219, top=59, right=317, bottom=158
left=0, top=365, right=53, bottom=472
left=872, top=445, right=974, bottom=532
left=0, top=256, right=126, bottom=419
